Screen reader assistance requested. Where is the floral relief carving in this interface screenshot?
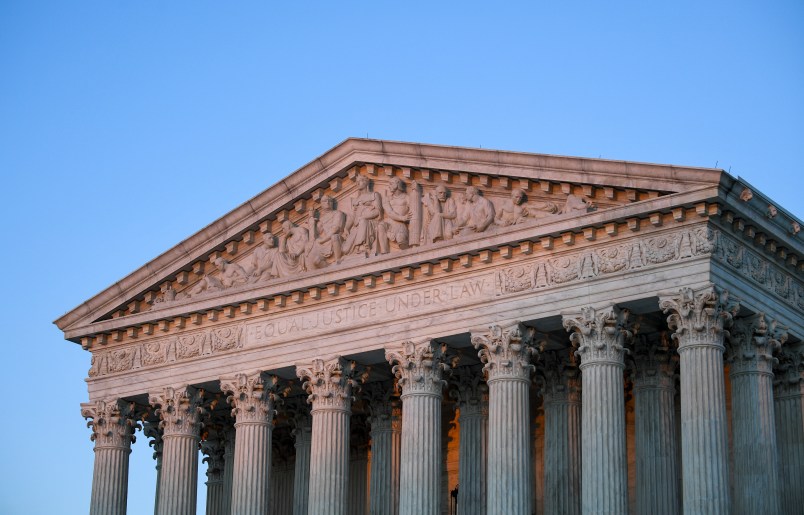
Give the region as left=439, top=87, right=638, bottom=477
left=146, top=173, right=609, bottom=310
left=89, top=323, right=246, bottom=378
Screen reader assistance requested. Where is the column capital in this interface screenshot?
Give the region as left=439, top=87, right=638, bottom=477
left=538, top=349, right=581, bottom=403
left=774, top=342, right=804, bottom=397
left=148, top=385, right=206, bottom=437
left=220, top=371, right=281, bottom=425
left=659, top=285, right=739, bottom=351
left=81, top=398, right=140, bottom=450
left=201, top=432, right=226, bottom=483
left=364, top=380, right=401, bottom=432
left=471, top=322, right=538, bottom=381
left=727, top=313, right=786, bottom=376
left=449, top=365, right=488, bottom=415
left=629, top=332, right=677, bottom=388
left=386, top=338, right=449, bottom=397
left=296, top=356, right=360, bottom=412
left=562, top=305, right=633, bottom=367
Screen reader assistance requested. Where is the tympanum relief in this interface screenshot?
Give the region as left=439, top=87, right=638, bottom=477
left=148, top=171, right=600, bottom=310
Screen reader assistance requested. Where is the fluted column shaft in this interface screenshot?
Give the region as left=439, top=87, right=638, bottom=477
left=367, top=382, right=401, bottom=515
left=150, top=386, right=205, bottom=515
left=472, top=323, right=537, bottom=515
left=221, top=427, right=234, bottom=515
left=660, top=286, right=733, bottom=515
left=774, top=347, right=804, bottom=515
left=143, top=421, right=163, bottom=515
left=456, top=397, right=487, bottom=515
left=201, top=431, right=226, bottom=515
left=728, top=314, right=783, bottom=515
left=220, top=372, right=279, bottom=515
left=564, top=306, right=631, bottom=515
left=632, top=341, right=679, bottom=515
left=292, top=416, right=313, bottom=515
left=348, top=448, right=370, bottom=515
left=204, top=479, right=224, bottom=515
left=541, top=351, right=581, bottom=515
left=297, top=358, right=358, bottom=515
left=387, top=339, right=448, bottom=515
left=82, top=400, right=138, bottom=515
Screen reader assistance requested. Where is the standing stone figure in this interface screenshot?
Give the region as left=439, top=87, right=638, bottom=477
left=343, top=175, right=383, bottom=257
left=422, top=185, right=458, bottom=244
left=380, top=177, right=414, bottom=250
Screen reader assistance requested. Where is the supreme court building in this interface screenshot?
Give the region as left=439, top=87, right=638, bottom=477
left=56, top=139, right=803, bottom=515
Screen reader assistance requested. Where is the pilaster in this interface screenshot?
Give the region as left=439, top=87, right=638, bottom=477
left=219, top=371, right=280, bottom=515
left=472, top=322, right=537, bottom=515
left=365, top=380, right=402, bottom=515
left=563, top=306, right=631, bottom=515
left=387, top=339, right=449, bottom=515
left=81, top=399, right=139, bottom=515
left=660, top=285, right=736, bottom=515
left=296, top=357, right=359, bottom=515
left=629, top=333, right=679, bottom=515
left=773, top=342, right=804, bottom=514
left=148, top=386, right=206, bottom=515
left=539, top=349, right=581, bottom=515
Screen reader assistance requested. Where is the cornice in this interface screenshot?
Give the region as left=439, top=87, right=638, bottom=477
left=55, top=139, right=727, bottom=334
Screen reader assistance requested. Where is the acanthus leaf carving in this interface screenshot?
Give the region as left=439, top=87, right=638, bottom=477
left=148, top=385, right=206, bottom=437
left=363, top=380, right=402, bottom=432
left=562, top=305, right=633, bottom=366
left=537, top=348, right=581, bottom=403
left=774, top=343, right=804, bottom=397
left=448, top=364, right=488, bottom=417
left=81, top=398, right=140, bottom=449
left=627, top=332, right=678, bottom=389
left=659, top=285, right=739, bottom=351
left=386, top=338, right=450, bottom=396
left=727, top=313, right=786, bottom=375
left=471, top=322, right=538, bottom=381
left=219, top=371, right=281, bottom=425
left=295, top=357, right=360, bottom=412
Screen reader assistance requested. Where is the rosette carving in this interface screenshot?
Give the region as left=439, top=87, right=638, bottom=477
left=296, top=357, right=359, bottom=411
left=148, top=386, right=206, bottom=437
left=727, top=313, right=786, bottom=375
left=659, top=285, right=739, bottom=351
left=386, top=339, right=449, bottom=396
left=563, top=306, right=633, bottom=366
left=219, top=372, right=280, bottom=425
left=472, top=322, right=538, bottom=381
left=81, top=399, right=140, bottom=449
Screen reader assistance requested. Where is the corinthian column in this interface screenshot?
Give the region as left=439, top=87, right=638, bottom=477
left=386, top=339, right=449, bottom=515
left=539, top=349, right=581, bottom=515
left=296, top=357, right=359, bottom=515
left=727, top=313, right=783, bottom=515
left=221, top=425, right=234, bottom=515
left=472, top=323, right=537, bottom=515
left=149, top=386, right=206, bottom=515
left=142, top=420, right=163, bottom=515
left=219, top=371, right=280, bottom=515
left=449, top=365, right=488, bottom=515
left=563, top=306, right=631, bottom=515
left=630, top=333, right=679, bottom=515
left=365, top=380, right=402, bottom=515
left=200, top=430, right=226, bottom=515
left=774, top=342, right=804, bottom=513
left=660, top=286, right=735, bottom=515
left=289, top=398, right=312, bottom=515
left=81, top=399, right=139, bottom=515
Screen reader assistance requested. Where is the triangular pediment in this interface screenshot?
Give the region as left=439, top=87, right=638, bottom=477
left=56, top=138, right=729, bottom=341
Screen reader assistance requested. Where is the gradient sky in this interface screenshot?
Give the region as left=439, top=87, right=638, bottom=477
left=1, top=1, right=802, bottom=513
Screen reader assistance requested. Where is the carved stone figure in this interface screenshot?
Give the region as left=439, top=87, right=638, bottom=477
left=274, top=220, right=308, bottom=277
left=249, top=233, right=280, bottom=283
left=380, top=177, right=414, bottom=250
left=343, top=175, right=383, bottom=257
left=495, top=188, right=530, bottom=226
left=306, top=195, right=347, bottom=269
left=422, top=185, right=458, bottom=244
left=213, top=257, right=248, bottom=288
left=560, top=193, right=595, bottom=214
left=184, top=274, right=224, bottom=298
left=455, top=186, right=495, bottom=235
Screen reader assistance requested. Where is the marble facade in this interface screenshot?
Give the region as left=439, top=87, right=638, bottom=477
left=59, top=139, right=803, bottom=514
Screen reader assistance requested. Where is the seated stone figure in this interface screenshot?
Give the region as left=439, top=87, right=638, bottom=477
left=249, top=232, right=280, bottom=283
left=306, top=195, right=347, bottom=269
left=455, top=186, right=495, bottom=235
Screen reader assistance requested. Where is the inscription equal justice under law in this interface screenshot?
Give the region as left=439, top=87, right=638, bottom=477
left=246, top=274, right=493, bottom=345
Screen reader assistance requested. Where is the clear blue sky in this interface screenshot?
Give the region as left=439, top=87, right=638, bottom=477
left=1, top=1, right=801, bottom=513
